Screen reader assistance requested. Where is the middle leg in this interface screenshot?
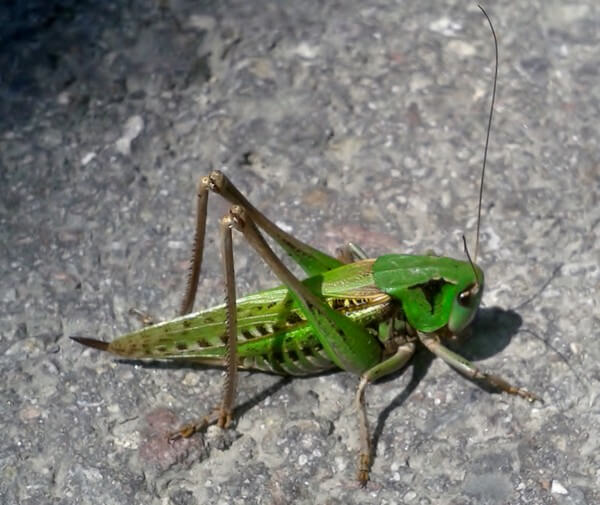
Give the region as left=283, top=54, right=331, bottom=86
left=355, top=341, right=416, bottom=485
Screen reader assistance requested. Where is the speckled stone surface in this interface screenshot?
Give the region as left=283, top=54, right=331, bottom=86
left=1, top=1, right=598, bottom=504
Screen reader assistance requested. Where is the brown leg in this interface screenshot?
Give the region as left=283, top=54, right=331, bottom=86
left=418, top=331, right=542, bottom=402
left=128, top=307, right=156, bottom=327
left=217, top=213, right=238, bottom=428
left=179, top=175, right=210, bottom=315
left=354, top=342, right=416, bottom=485
left=170, top=211, right=239, bottom=438
left=335, top=242, right=368, bottom=264
left=179, top=171, right=342, bottom=316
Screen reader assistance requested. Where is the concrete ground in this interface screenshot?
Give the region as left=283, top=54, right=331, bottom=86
left=1, top=1, right=598, bottom=504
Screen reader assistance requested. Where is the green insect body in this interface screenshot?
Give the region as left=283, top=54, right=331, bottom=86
left=73, top=8, right=539, bottom=485
left=88, top=255, right=482, bottom=376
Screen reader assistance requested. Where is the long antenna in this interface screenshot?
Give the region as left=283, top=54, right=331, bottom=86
left=462, top=234, right=481, bottom=288
left=474, top=4, right=498, bottom=263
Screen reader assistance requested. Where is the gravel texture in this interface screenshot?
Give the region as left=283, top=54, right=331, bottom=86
left=1, top=1, right=598, bottom=504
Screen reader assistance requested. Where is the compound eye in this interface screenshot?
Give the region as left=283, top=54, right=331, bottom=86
left=457, top=283, right=477, bottom=306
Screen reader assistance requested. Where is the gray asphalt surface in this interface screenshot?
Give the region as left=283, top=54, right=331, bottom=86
left=1, top=1, right=598, bottom=504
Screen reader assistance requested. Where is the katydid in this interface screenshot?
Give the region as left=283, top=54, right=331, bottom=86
left=72, top=7, right=540, bottom=485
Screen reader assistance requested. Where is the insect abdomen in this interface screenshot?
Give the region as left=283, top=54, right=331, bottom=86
left=235, top=300, right=394, bottom=375
left=237, top=324, right=335, bottom=375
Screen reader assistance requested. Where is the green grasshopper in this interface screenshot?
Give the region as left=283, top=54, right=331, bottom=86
left=72, top=7, right=540, bottom=485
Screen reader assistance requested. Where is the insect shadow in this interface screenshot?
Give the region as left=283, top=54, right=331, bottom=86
left=371, top=305, right=523, bottom=458
left=455, top=305, right=523, bottom=361
left=117, top=357, right=294, bottom=421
